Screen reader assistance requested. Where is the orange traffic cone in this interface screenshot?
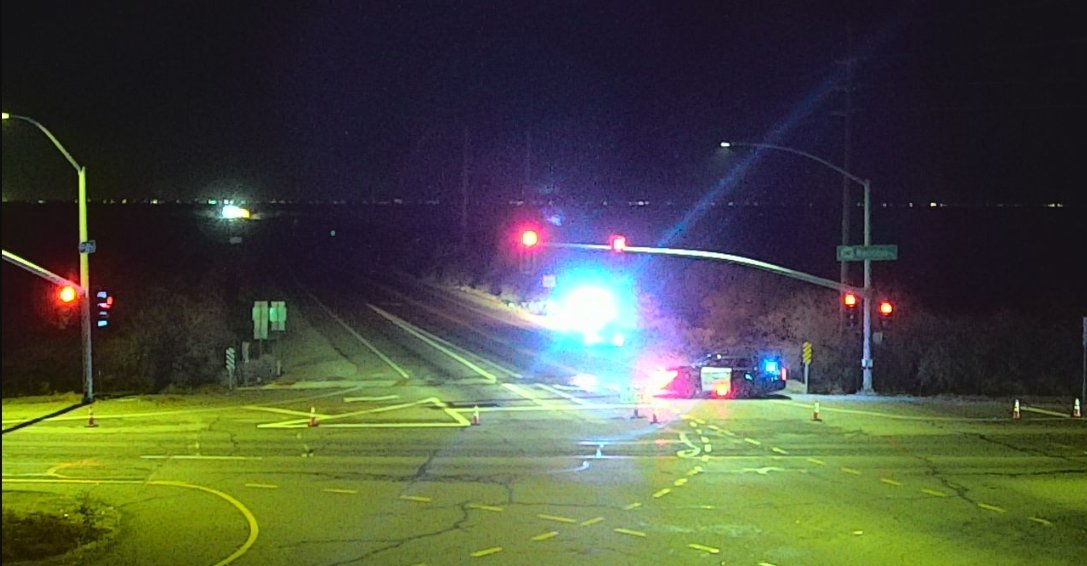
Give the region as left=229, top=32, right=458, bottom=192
left=1072, top=398, right=1081, bottom=418
left=471, top=405, right=480, bottom=426
left=308, top=406, right=319, bottom=427
left=86, top=407, right=99, bottom=428
left=1012, top=399, right=1021, bottom=421
left=811, top=402, right=822, bottom=422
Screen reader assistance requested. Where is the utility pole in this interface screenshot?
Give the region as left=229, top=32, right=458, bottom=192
left=838, top=27, right=856, bottom=294
left=523, top=129, right=531, bottom=203
left=461, top=126, right=470, bottom=247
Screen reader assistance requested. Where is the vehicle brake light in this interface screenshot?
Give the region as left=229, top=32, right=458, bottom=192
left=714, top=383, right=730, bottom=397
left=781, top=367, right=787, bottom=381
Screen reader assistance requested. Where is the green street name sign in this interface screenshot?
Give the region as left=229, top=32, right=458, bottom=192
left=836, top=244, right=898, bottom=262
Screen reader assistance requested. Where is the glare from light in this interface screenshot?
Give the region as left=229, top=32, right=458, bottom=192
left=221, top=205, right=250, bottom=219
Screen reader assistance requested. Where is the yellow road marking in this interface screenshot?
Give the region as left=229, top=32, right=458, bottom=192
left=244, top=483, right=278, bottom=489
left=922, top=488, right=947, bottom=497
left=531, top=531, right=559, bottom=541
left=704, top=444, right=713, bottom=453
left=467, top=504, right=504, bottom=512
left=614, top=528, right=647, bottom=537
left=537, top=513, right=578, bottom=524
left=841, top=467, right=862, bottom=475
left=700, top=436, right=711, bottom=444
left=623, top=502, right=642, bottom=510
left=1028, top=517, right=1054, bottom=527
left=688, top=543, right=720, bottom=554
left=880, top=478, right=902, bottom=486
left=652, top=488, right=672, bottom=498
left=686, top=466, right=704, bottom=476
left=580, top=517, right=604, bottom=526
left=470, top=547, right=503, bottom=557
left=673, top=478, right=688, bottom=486
left=806, top=457, right=826, bottom=466
left=400, top=495, right=432, bottom=503
left=771, top=447, right=789, bottom=455
left=322, top=488, right=357, bottom=494
left=977, top=503, right=1006, bottom=513
left=744, top=438, right=762, bottom=446
left=701, top=454, right=712, bottom=462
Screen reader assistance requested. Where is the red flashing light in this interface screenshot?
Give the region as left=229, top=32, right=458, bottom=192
left=520, top=229, right=540, bottom=248
left=842, top=292, right=859, bottom=308
left=879, top=300, right=894, bottom=317
left=609, top=234, right=628, bottom=252
left=58, top=285, right=78, bottom=304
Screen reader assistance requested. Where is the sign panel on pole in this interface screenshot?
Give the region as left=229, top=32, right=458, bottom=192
left=836, top=244, right=898, bottom=262
left=252, top=301, right=269, bottom=340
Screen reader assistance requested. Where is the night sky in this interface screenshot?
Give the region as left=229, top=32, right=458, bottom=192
left=3, top=1, right=1084, bottom=206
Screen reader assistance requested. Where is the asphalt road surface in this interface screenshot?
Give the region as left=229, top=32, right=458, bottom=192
left=3, top=267, right=1085, bottom=565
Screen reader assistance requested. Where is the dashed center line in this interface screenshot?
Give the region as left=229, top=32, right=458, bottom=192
left=537, top=513, right=578, bottom=524
left=623, top=502, right=642, bottom=510
left=922, top=488, right=947, bottom=497
left=399, top=495, right=432, bottom=503
left=531, top=531, right=559, bottom=541
left=1028, top=517, right=1054, bottom=527
left=880, top=478, right=903, bottom=486
left=470, top=547, right=503, bottom=558
left=806, top=457, right=826, bottom=466
left=614, top=527, right=647, bottom=537
left=323, top=488, right=357, bottom=494
left=244, top=483, right=278, bottom=489
left=977, top=502, right=1006, bottom=513
left=840, top=467, right=862, bottom=475
left=652, top=488, right=672, bottom=498
left=580, top=517, right=604, bottom=526
left=744, top=438, right=762, bottom=446
left=467, top=504, right=504, bottom=512
left=688, top=543, right=720, bottom=554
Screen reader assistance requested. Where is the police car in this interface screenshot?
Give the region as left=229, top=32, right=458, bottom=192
left=656, top=351, right=787, bottom=399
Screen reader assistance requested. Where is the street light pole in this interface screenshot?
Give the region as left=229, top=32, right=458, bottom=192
left=3, top=112, right=95, bottom=403
left=720, top=141, right=874, bottom=393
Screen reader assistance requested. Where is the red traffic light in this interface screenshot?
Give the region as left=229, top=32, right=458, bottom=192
left=58, top=285, right=79, bottom=304
left=609, top=234, right=627, bottom=252
left=878, top=300, right=894, bottom=317
left=520, top=229, right=539, bottom=248
left=842, top=292, right=859, bottom=308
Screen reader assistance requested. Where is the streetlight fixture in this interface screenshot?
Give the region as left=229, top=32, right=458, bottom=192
left=3, top=112, right=95, bottom=403
left=720, top=140, right=875, bottom=393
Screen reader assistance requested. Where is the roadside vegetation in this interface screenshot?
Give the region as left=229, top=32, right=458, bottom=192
left=1, top=492, right=115, bottom=563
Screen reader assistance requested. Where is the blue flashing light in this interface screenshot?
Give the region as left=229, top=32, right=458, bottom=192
left=762, top=358, right=780, bottom=375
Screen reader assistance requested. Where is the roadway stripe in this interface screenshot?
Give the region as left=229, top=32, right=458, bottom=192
left=652, top=488, right=672, bottom=498
left=771, top=447, right=789, bottom=455
left=537, top=383, right=593, bottom=405
left=467, top=504, right=504, bottom=512
left=580, top=517, right=605, bottom=526
left=323, top=488, right=357, bottom=494
left=743, top=438, right=762, bottom=446
left=537, top=513, right=578, bottom=524
left=141, top=455, right=262, bottom=461
left=369, top=304, right=502, bottom=383
left=841, top=467, right=862, bottom=475
left=688, top=543, right=720, bottom=554
left=686, top=466, right=704, bottom=476
left=306, top=292, right=410, bottom=379
left=470, top=547, right=503, bottom=558
left=623, top=502, right=642, bottom=510
left=1021, top=406, right=1069, bottom=418
left=399, top=495, right=432, bottom=503
left=880, top=478, right=903, bottom=486
left=922, top=488, right=947, bottom=497
left=806, top=457, right=826, bottom=466
left=673, top=478, right=688, bottom=487
left=245, top=483, right=278, bottom=489
left=614, top=528, right=647, bottom=537
left=343, top=395, right=400, bottom=403
left=531, top=531, right=559, bottom=541
left=977, top=503, right=1006, bottom=513
left=1028, top=517, right=1054, bottom=527
left=502, top=382, right=555, bottom=407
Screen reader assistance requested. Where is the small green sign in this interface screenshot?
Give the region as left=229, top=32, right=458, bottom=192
left=837, top=244, right=898, bottom=262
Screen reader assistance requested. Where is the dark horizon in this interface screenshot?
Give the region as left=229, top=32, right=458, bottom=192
left=3, top=1, right=1084, bottom=207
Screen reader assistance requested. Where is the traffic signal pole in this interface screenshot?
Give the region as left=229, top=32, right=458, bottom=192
left=861, top=179, right=873, bottom=394
left=78, top=165, right=94, bottom=403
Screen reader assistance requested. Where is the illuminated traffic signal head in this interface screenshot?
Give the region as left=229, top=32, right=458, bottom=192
left=58, top=285, right=79, bottom=304
left=520, top=229, right=539, bottom=248
left=842, top=291, right=860, bottom=327
left=878, top=300, right=894, bottom=317
left=95, top=289, right=114, bottom=328
left=609, top=234, right=627, bottom=252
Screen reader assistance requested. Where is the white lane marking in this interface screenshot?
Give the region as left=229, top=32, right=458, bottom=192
left=536, top=383, right=593, bottom=405
left=368, top=304, right=499, bottom=383
left=257, top=396, right=470, bottom=429
left=305, top=292, right=410, bottom=379
left=343, top=395, right=400, bottom=403
left=1021, top=406, right=1070, bottom=418
left=141, top=455, right=263, bottom=460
